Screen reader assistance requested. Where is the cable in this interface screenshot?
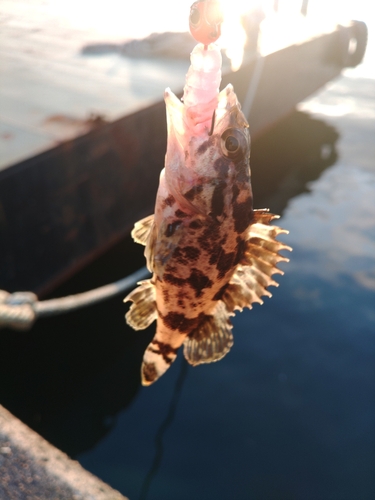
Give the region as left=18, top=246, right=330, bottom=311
left=0, top=266, right=150, bottom=331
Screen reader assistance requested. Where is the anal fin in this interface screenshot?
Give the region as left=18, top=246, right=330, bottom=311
left=183, top=302, right=234, bottom=366
left=124, top=279, right=157, bottom=330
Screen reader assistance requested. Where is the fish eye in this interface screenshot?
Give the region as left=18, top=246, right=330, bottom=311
left=221, top=128, right=247, bottom=160
left=190, top=6, right=201, bottom=27
left=225, top=135, right=239, bottom=152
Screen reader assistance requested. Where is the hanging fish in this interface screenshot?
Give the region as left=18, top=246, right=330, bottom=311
left=125, top=6, right=291, bottom=386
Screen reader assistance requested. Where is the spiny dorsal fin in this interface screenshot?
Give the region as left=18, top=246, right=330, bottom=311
left=183, top=302, right=234, bottom=366
left=252, top=208, right=280, bottom=225
left=131, top=215, right=155, bottom=246
left=124, top=279, right=157, bottom=330
left=222, top=212, right=292, bottom=312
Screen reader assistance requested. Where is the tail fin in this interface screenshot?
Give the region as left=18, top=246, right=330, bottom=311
left=141, top=339, right=179, bottom=386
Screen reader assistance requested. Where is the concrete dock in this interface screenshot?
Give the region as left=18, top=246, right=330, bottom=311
left=0, top=405, right=128, bottom=500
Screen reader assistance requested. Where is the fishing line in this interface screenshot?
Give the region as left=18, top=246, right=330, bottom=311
left=138, top=358, right=189, bottom=500
left=242, top=54, right=265, bottom=119
left=208, top=110, right=216, bottom=135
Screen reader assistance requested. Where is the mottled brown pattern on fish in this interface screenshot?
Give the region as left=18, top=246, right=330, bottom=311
left=165, top=220, right=182, bottom=237
left=213, top=157, right=229, bottom=177
left=182, top=246, right=201, bottom=261
left=216, top=250, right=236, bottom=279
left=142, top=362, right=158, bottom=383
left=162, top=287, right=170, bottom=302
left=172, top=247, right=187, bottom=266
left=187, top=268, right=213, bottom=297
left=163, top=273, right=185, bottom=287
left=208, top=236, right=227, bottom=265
left=163, top=194, right=175, bottom=207
left=212, top=283, right=229, bottom=301
left=175, top=209, right=188, bottom=218
left=189, top=219, right=204, bottom=230
left=196, top=136, right=216, bottom=155
left=234, top=160, right=251, bottom=184
left=198, top=222, right=221, bottom=251
left=149, top=340, right=179, bottom=364
left=172, top=245, right=201, bottom=266
left=233, top=197, right=253, bottom=233
left=160, top=311, right=206, bottom=332
left=234, top=237, right=247, bottom=264
left=210, top=180, right=227, bottom=218
left=232, top=184, right=240, bottom=202
left=153, top=172, right=252, bottom=348
left=177, top=289, right=187, bottom=309
left=184, top=184, right=203, bottom=201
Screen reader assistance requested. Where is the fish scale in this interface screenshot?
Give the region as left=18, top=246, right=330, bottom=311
left=124, top=41, right=291, bottom=385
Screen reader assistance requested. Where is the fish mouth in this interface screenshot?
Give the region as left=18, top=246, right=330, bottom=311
left=164, top=84, right=247, bottom=145
left=215, top=84, right=249, bottom=130
left=164, top=88, right=185, bottom=141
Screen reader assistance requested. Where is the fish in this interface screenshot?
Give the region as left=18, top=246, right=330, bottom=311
left=124, top=42, right=291, bottom=386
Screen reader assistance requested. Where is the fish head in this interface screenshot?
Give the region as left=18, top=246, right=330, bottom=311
left=214, top=83, right=251, bottom=169
left=163, top=84, right=250, bottom=214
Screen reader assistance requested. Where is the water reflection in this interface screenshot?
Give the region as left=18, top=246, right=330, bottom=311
left=285, top=164, right=375, bottom=284
left=251, top=110, right=339, bottom=215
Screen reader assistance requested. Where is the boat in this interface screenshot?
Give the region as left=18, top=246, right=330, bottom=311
left=0, top=10, right=367, bottom=296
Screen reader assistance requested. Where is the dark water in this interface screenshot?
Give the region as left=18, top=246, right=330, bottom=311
left=0, top=71, right=374, bottom=500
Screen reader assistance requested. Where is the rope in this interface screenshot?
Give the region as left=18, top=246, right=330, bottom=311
left=0, top=266, right=150, bottom=331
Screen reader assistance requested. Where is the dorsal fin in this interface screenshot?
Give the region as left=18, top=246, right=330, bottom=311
left=124, top=279, right=157, bottom=330
left=183, top=302, right=234, bottom=366
left=222, top=210, right=292, bottom=312
left=131, top=215, right=155, bottom=246
left=252, top=208, right=280, bottom=225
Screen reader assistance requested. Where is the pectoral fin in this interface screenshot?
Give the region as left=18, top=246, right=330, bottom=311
left=222, top=209, right=292, bottom=312
left=124, top=279, right=157, bottom=330
left=131, top=214, right=157, bottom=272
left=183, top=302, right=234, bottom=366
left=131, top=214, right=154, bottom=245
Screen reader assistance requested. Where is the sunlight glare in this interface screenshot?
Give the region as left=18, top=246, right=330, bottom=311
left=48, top=0, right=193, bottom=40
left=47, top=0, right=373, bottom=73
